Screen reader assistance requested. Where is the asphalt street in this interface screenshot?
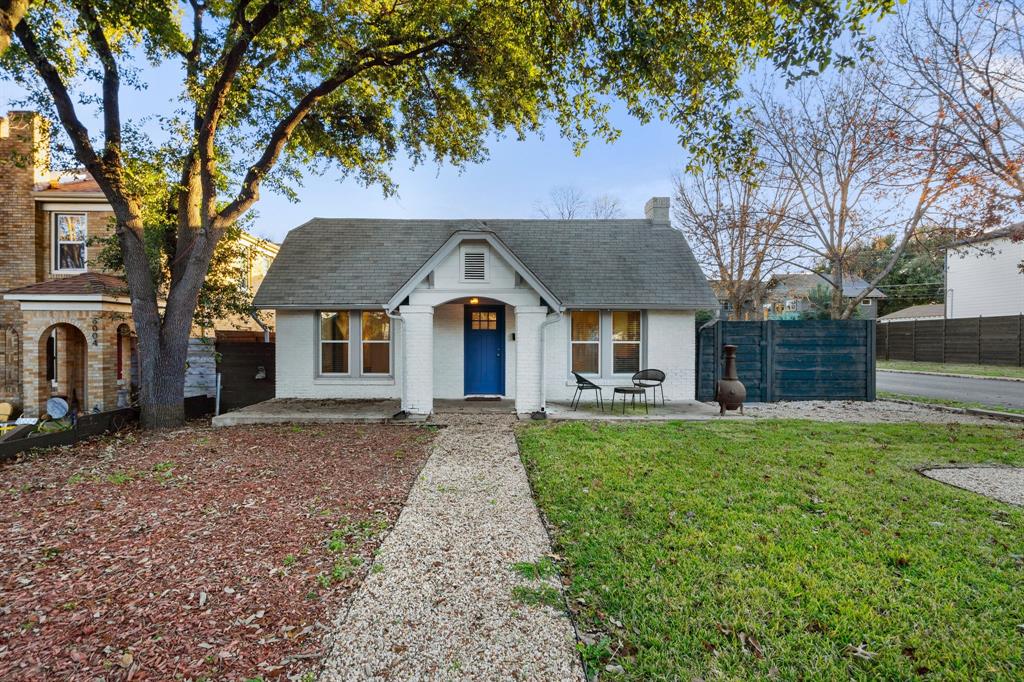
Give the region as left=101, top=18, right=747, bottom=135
left=877, top=371, right=1024, bottom=410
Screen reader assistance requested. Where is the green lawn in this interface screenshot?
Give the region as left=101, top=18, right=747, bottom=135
left=878, top=360, right=1024, bottom=380
left=879, top=390, right=1024, bottom=416
left=518, top=421, right=1024, bottom=680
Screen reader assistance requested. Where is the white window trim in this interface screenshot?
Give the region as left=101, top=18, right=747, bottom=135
left=567, top=309, right=647, bottom=380
left=53, top=212, right=88, bottom=274
left=360, top=311, right=392, bottom=376
left=317, top=310, right=396, bottom=378
left=459, top=244, right=490, bottom=283
left=318, top=311, right=351, bottom=376
left=570, top=310, right=601, bottom=376
left=611, top=310, right=642, bottom=376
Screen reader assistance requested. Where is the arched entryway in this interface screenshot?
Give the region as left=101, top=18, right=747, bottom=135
left=37, top=323, right=88, bottom=415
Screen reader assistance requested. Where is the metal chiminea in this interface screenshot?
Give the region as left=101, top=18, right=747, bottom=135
left=715, top=344, right=746, bottom=415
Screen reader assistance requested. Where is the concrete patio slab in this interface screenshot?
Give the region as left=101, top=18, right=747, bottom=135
left=211, top=398, right=405, bottom=427
left=213, top=396, right=733, bottom=427
left=545, top=399, right=733, bottom=421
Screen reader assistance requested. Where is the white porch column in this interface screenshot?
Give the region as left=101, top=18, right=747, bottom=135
left=514, top=306, right=548, bottom=414
left=400, top=305, right=434, bottom=415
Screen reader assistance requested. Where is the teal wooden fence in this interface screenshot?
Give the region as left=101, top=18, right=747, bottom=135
left=697, top=320, right=876, bottom=402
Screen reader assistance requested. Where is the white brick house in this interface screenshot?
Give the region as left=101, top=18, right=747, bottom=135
left=254, top=197, right=717, bottom=415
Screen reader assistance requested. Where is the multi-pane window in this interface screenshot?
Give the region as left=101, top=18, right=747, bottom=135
left=361, top=311, right=391, bottom=374
left=55, top=213, right=87, bottom=271
left=470, top=310, right=497, bottom=330
left=612, top=311, right=641, bottom=374
left=319, top=311, right=349, bottom=374
left=571, top=310, right=600, bottom=374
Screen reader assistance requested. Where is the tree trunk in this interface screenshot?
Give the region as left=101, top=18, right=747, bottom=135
left=0, top=0, right=28, bottom=54
left=114, top=210, right=215, bottom=430
left=139, top=331, right=190, bottom=428
left=830, top=259, right=846, bottom=320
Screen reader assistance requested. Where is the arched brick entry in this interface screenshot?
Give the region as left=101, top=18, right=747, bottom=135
left=36, top=323, right=88, bottom=414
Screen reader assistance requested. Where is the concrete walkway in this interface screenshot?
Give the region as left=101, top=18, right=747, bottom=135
left=319, top=412, right=582, bottom=681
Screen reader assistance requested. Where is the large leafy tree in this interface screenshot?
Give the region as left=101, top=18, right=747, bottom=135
left=0, top=0, right=28, bottom=53
left=2, top=0, right=892, bottom=427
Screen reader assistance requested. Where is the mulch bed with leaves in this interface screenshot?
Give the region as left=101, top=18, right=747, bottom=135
left=0, top=422, right=434, bottom=680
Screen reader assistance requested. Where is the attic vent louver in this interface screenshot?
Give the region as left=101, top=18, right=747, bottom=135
left=462, top=249, right=487, bottom=281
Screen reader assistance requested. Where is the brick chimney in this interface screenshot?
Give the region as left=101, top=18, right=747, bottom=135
left=1, top=111, right=50, bottom=318
left=644, top=196, right=670, bottom=225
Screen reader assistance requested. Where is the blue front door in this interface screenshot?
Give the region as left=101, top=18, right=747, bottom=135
left=464, top=305, right=505, bottom=395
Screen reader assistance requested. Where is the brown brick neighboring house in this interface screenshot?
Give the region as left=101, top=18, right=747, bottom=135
left=0, top=111, right=278, bottom=416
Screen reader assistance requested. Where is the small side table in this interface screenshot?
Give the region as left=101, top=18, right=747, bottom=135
left=612, top=386, right=648, bottom=415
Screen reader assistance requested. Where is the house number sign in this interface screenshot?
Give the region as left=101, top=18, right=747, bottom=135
left=91, top=318, right=100, bottom=347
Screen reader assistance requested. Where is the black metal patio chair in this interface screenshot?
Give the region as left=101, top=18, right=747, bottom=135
left=571, top=372, right=604, bottom=411
left=632, top=369, right=666, bottom=407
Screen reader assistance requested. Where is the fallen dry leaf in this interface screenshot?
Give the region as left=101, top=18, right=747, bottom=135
left=0, top=421, right=432, bottom=680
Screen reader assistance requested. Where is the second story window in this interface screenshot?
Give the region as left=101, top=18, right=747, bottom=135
left=54, top=213, right=87, bottom=272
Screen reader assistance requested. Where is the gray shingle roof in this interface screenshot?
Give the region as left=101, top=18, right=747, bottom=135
left=253, top=218, right=718, bottom=309
left=878, top=303, right=944, bottom=321
left=770, top=273, right=886, bottom=299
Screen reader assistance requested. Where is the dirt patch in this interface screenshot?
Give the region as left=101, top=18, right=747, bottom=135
left=0, top=422, right=432, bottom=681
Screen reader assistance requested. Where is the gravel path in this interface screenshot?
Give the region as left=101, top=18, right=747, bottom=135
left=744, top=400, right=1009, bottom=424
left=922, top=467, right=1024, bottom=506
left=319, top=413, right=582, bottom=681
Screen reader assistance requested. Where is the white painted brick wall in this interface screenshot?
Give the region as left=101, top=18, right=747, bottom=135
left=274, top=309, right=401, bottom=400
left=275, top=307, right=696, bottom=407
left=400, top=305, right=433, bottom=414
left=433, top=304, right=464, bottom=399
left=515, top=306, right=547, bottom=413
left=646, top=310, right=696, bottom=400
left=543, top=310, right=696, bottom=402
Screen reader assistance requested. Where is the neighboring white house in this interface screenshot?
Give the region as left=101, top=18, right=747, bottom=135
left=945, top=224, right=1024, bottom=319
left=252, top=197, right=718, bottom=415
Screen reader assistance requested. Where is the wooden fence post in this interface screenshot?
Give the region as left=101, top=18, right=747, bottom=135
left=867, top=320, right=876, bottom=401
left=912, top=319, right=917, bottom=362
left=941, top=316, right=946, bottom=364
left=714, top=320, right=723, bottom=386
left=1019, top=314, right=1023, bottom=367
left=977, top=316, right=983, bottom=364
left=763, top=321, right=774, bottom=402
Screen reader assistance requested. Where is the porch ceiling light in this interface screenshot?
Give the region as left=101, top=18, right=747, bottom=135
left=469, top=297, right=479, bottom=304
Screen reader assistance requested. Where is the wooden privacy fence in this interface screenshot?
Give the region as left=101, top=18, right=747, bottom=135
left=697, top=320, right=876, bottom=402
left=216, top=332, right=276, bottom=412
left=876, top=315, right=1024, bottom=366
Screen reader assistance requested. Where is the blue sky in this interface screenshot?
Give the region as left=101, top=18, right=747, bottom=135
left=1, top=72, right=686, bottom=244
left=253, top=107, right=685, bottom=242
